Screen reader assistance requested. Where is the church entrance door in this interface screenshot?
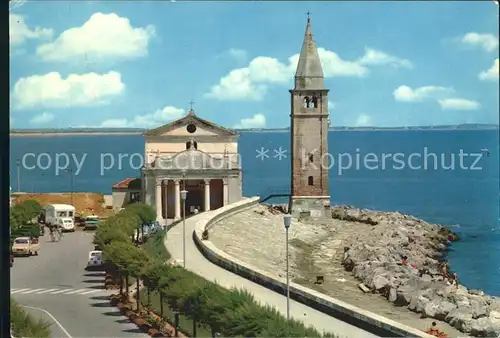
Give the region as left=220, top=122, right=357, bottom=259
left=184, top=180, right=203, bottom=216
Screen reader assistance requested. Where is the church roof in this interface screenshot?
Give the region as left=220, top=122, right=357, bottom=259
left=294, top=16, right=324, bottom=89
left=143, top=109, right=238, bottom=137
left=112, top=177, right=141, bottom=190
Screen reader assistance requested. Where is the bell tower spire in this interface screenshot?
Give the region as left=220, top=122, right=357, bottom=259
left=294, top=13, right=324, bottom=90
left=289, top=14, right=331, bottom=218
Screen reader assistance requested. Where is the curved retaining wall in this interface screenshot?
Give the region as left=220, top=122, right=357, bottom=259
left=192, top=198, right=434, bottom=338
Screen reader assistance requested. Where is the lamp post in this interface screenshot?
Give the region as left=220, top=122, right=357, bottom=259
left=283, top=214, right=291, bottom=323
left=16, top=160, right=20, bottom=192
left=180, top=189, right=188, bottom=268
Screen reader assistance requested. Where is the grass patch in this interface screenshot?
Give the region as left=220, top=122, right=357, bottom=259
left=11, top=299, right=51, bottom=338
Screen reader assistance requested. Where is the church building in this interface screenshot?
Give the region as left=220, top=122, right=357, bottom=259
left=112, top=108, right=243, bottom=223
left=143, top=109, right=243, bottom=223
left=289, top=15, right=331, bottom=218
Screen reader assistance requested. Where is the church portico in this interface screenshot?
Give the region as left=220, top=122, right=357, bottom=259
left=152, top=175, right=236, bottom=222
left=137, top=107, right=242, bottom=224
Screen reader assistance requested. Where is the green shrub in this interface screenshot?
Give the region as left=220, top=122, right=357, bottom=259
left=100, top=203, right=337, bottom=337
left=10, top=199, right=42, bottom=229
left=124, top=203, right=156, bottom=223
left=143, top=230, right=170, bottom=260
left=10, top=299, right=51, bottom=338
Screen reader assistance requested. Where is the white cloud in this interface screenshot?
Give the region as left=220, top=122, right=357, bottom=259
left=99, top=118, right=128, bottom=128
left=328, top=100, right=335, bottom=110
left=393, top=85, right=453, bottom=102
left=461, top=33, right=498, bottom=52
left=12, top=71, right=125, bottom=109
left=437, top=98, right=480, bottom=111
left=205, top=47, right=408, bottom=101
left=394, top=85, right=480, bottom=111
left=36, top=12, right=155, bottom=62
left=479, top=58, right=499, bottom=81
left=9, top=0, right=27, bottom=11
left=357, top=48, right=412, bottom=68
left=30, top=112, right=55, bottom=124
left=234, top=114, right=266, bottom=129
left=9, top=13, right=53, bottom=46
left=355, top=114, right=371, bottom=126
left=314, top=48, right=369, bottom=78
left=205, top=68, right=267, bottom=101
left=227, top=48, right=248, bottom=63
left=99, top=106, right=185, bottom=128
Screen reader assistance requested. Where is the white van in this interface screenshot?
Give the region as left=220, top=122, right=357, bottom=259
left=43, top=204, right=76, bottom=232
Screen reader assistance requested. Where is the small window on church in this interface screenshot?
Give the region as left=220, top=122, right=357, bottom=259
left=187, top=123, right=197, bottom=133
left=303, top=96, right=310, bottom=108
left=308, top=176, right=314, bottom=186
left=312, top=95, right=318, bottom=108
left=185, top=141, right=198, bottom=150
left=308, top=154, right=313, bottom=163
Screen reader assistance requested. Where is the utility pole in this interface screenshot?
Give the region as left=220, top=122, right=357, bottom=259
left=283, top=214, right=292, bottom=328
left=16, top=160, right=20, bottom=192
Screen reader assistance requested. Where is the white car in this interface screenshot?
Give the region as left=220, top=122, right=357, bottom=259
left=86, top=250, right=103, bottom=270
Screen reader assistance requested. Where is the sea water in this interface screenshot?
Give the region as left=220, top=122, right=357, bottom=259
left=9, top=130, right=500, bottom=295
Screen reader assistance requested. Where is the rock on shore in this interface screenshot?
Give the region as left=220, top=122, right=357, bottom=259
left=332, top=206, right=500, bottom=337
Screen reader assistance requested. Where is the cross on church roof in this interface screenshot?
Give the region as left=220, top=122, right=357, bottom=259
left=306, top=11, right=311, bottom=22
left=187, top=100, right=196, bottom=116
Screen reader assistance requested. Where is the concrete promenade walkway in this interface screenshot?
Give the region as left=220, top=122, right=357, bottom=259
left=164, top=212, right=377, bottom=338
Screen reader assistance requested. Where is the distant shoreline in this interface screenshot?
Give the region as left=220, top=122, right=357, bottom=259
left=9, top=124, right=499, bottom=136
left=10, top=131, right=144, bottom=137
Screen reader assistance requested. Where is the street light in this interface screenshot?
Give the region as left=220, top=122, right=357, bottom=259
left=15, top=160, right=20, bottom=192
left=180, top=189, right=188, bottom=268
left=283, top=214, right=292, bottom=323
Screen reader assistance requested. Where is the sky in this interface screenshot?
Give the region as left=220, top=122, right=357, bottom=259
left=9, top=1, right=500, bottom=129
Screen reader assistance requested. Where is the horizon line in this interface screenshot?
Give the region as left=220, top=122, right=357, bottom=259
left=8, top=122, right=500, bottom=134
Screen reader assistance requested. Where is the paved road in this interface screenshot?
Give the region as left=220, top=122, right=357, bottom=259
left=166, top=215, right=378, bottom=338
left=10, top=231, right=148, bottom=338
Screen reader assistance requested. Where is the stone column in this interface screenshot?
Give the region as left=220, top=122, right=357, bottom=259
left=155, top=179, right=163, bottom=222
left=162, top=179, right=169, bottom=220
left=144, top=177, right=152, bottom=206
left=223, top=178, right=229, bottom=206
left=204, top=179, right=211, bottom=211
left=174, top=179, right=181, bottom=220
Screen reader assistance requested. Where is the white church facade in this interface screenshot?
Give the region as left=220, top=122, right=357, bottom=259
left=112, top=108, right=243, bottom=223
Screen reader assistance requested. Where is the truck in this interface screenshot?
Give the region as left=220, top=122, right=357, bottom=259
left=12, top=237, right=40, bottom=256
left=42, top=204, right=76, bottom=232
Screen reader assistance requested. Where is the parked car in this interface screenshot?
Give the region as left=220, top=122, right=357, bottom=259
left=86, top=250, right=103, bottom=270
left=12, top=237, right=40, bottom=256
left=84, top=215, right=100, bottom=230
left=74, top=215, right=85, bottom=227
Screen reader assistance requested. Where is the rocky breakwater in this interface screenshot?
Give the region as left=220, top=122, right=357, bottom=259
left=333, top=206, right=500, bottom=337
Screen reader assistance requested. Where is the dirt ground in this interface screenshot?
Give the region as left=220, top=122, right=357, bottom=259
left=12, top=193, right=114, bottom=217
